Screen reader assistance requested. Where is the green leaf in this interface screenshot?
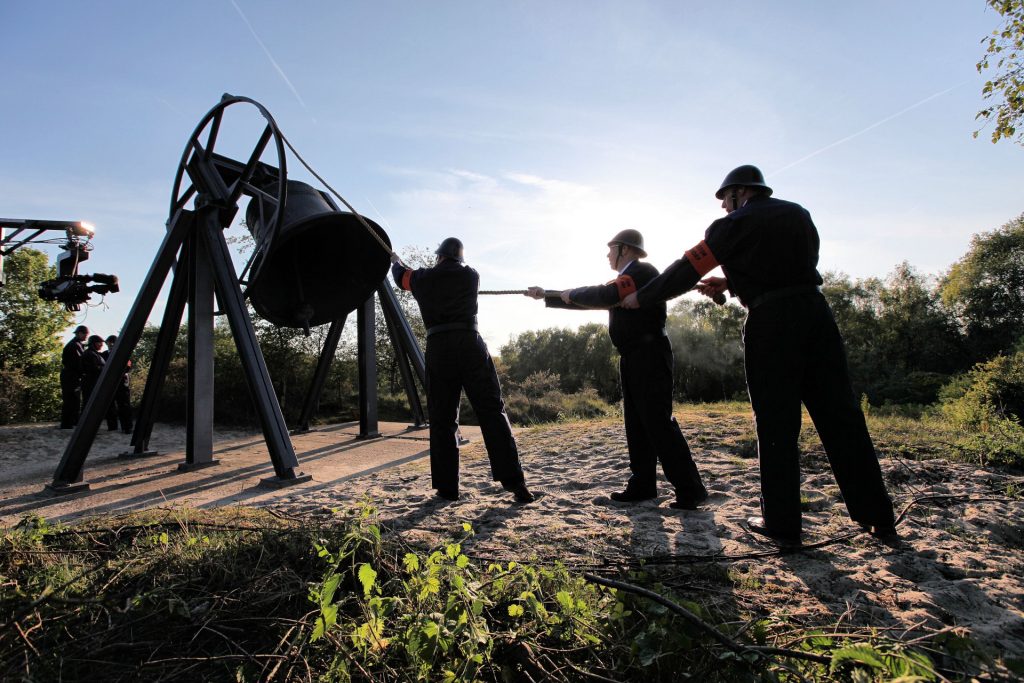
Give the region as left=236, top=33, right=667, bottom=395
left=423, top=620, right=439, bottom=639
left=358, top=563, right=377, bottom=597
left=321, top=603, right=338, bottom=630
left=830, top=644, right=885, bottom=672
left=321, top=573, right=341, bottom=606
left=507, top=604, right=524, bottom=617
left=403, top=552, right=420, bottom=573
left=311, top=616, right=326, bottom=642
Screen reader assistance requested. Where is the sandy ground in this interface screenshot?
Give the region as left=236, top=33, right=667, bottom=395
left=2, top=409, right=1023, bottom=669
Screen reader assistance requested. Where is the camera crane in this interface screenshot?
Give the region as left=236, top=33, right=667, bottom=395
left=0, top=218, right=119, bottom=309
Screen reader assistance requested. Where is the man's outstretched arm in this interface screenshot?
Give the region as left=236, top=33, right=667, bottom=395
left=621, top=239, right=720, bottom=309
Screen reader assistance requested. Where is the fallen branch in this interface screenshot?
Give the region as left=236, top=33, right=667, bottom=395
left=583, top=572, right=832, bottom=665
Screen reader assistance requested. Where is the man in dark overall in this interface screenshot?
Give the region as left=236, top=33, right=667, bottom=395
left=81, top=335, right=107, bottom=406
left=525, top=230, right=707, bottom=509
left=391, top=238, right=534, bottom=503
left=104, top=334, right=133, bottom=434
left=623, top=165, right=896, bottom=544
left=59, top=325, right=89, bottom=428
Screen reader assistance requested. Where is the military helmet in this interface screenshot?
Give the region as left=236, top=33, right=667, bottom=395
left=715, top=164, right=773, bottom=199
left=607, top=229, right=647, bottom=257
left=88, top=335, right=104, bottom=346
left=435, top=237, right=464, bottom=263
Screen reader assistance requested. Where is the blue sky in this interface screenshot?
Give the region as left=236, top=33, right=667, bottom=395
left=2, top=1, right=1021, bottom=350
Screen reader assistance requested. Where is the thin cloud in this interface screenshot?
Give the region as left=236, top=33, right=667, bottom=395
left=772, top=83, right=967, bottom=176
left=228, top=0, right=310, bottom=113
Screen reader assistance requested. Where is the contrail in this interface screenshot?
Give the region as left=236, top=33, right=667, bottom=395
left=772, top=82, right=967, bottom=176
left=362, top=195, right=395, bottom=234
left=228, top=0, right=310, bottom=112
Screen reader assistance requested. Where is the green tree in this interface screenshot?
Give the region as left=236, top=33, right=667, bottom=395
left=940, top=213, right=1024, bottom=363
left=824, top=266, right=966, bottom=405
left=500, top=323, right=619, bottom=401
left=976, top=0, right=1024, bottom=145
left=0, top=248, right=74, bottom=423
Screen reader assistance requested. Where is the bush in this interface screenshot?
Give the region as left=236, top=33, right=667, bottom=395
left=938, top=351, right=1024, bottom=467
left=872, top=371, right=951, bottom=406
left=502, top=371, right=613, bottom=425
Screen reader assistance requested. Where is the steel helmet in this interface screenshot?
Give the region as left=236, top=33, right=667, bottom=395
left=715, top=165, right=773, bottom=199
left=435, top=237, right=464, bottom=262
left=607, top=229, right=647, bottom=257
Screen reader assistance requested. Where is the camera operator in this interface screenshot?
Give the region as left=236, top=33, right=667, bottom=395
left=59, top=325, right=89, bottom=429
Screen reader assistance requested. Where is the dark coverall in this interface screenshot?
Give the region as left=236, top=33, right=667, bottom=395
left=59, top=338, right=85, bottom=428
left=635, top=195, right=895, bottom=537
left=550, top=260, right=706, bottom=501
left=102, top=350, right=133, bottom=433
left=81, top=347, right=106, bottom=409
left=391, top=259, right=526, bottom=493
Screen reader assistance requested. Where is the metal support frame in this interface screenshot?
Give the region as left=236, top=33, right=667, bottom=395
left=356, top=297, right=381, bottom=440
left=122, top=243, right=190, bottom=458
left=180, top=229, right=217, bottom=471
left=49, top=165, right=311, bottom=492
left=378, top=284, right=426, bottom=426
left=294, top=315, right=347, bottom=433
left=293, top=284, right=427, bottom=434
left=46, top=95, right=427, bottom=491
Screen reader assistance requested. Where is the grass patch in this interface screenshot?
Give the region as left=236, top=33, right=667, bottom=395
left=1, top=503, right=997, bottom=682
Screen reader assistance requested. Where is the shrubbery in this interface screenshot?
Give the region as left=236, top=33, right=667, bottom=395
left=938, top=350, right=1024, bottom=467
left=0, top=506, right=967, bottom=682
left=501, top=370, right=613, bottom=425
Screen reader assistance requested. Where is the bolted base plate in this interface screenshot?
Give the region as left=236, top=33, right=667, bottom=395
left=44, top=481, right=91, bottom=496
left=119, top=450, right=160, bottom=459
left=259, top=472, right=313, bottom=489
left=356, top=432, right=383, bottom=441
left=177, top=459, right=220, bottom=472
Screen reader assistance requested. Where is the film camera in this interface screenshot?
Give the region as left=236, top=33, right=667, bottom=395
left=36, top=235, right=119, bottom=311
left=0, top=219, right=120, bottom=311
left=38, top=272, right=120, bottom=311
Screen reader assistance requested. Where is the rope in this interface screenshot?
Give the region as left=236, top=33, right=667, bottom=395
left=480, top=289, right=535, bottom=295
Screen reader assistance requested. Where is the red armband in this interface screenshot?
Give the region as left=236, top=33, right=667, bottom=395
left=613, top=275, right=637, bottom=300
left=400, top=269, right=413, bottom=291
left=684, top=240, right=719, bottom=276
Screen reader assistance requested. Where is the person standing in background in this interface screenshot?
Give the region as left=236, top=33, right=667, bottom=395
left=104, top=334, right=133, bottom=434
left=80, top=335, right=107, bottom=410
left=59, top=325, right=88, bottom=429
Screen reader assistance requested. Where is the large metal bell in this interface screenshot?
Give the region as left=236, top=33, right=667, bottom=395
left=244, top=180, right=391, bottom=329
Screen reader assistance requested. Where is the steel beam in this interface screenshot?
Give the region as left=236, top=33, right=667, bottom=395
left=197, top=210, right=309, bottom=486
left=356, top=296, right=381, bottom=439
left=181, top=227, right=217, bottom=470
left=123, top=237, right=190, bottom=458
left=378, top=284, right=425, bottom=426
left=294, top=315, right=347, bottom=433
